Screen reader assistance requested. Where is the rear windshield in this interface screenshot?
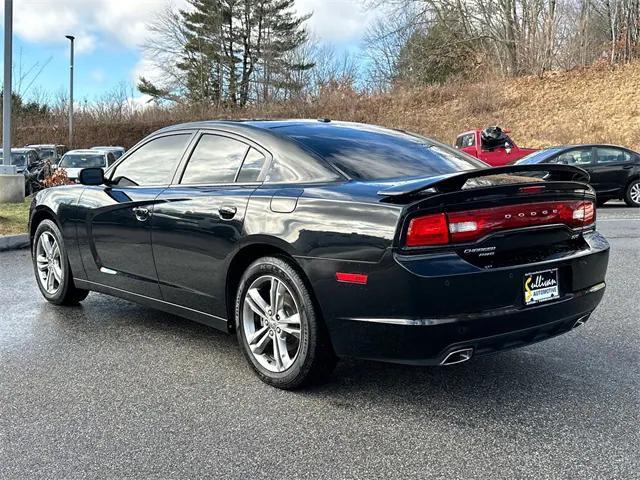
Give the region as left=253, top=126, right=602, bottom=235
left=516, top=148, right=563, bottom=165
left=276, top=123, right=485, bottom=180
left=59, top=153, right=106, bottom=168
left=10, top=153, right=27, bottom=166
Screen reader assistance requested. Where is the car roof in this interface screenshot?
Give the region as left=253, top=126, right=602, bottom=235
left=156, top=118, right=406, bottom=134
left=92, top=146, right=124, bottom=149
left=65, top=149, right=107, bottom=154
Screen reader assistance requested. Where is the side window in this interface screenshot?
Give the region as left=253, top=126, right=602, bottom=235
left=111, top=134, right=190, bottom=186
left=455, top=135, right=474, bottom=148
left=555, top=149, right=593, bottom=166
left=596, top=147, right=631, bottom=164
left=237, top=148, right=266, bottom=183
left=464, top=134, right=475, bottom=147
left=180, top=134, right=249, bottom=184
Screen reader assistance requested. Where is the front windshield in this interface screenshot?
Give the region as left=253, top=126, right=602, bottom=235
left=59, top=153, right=106, bottom=168
left=39, top=149, right=55, bottom=159
left=516, top=148, right=563, bottom=165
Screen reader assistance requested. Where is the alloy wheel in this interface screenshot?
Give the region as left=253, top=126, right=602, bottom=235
left=242, top=275, right=302, bottom=373
left=36, top=231, right=63, bottom=295
left=630, top=182, right=640, bottom=204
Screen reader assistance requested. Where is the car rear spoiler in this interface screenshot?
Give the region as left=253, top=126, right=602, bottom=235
left=376, top=164, right=590, bottom=198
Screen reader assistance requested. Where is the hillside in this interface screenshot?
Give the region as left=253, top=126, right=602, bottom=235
left=14, top=61, right=640, bottom=150
left=317, top=61, right=640, bottom=150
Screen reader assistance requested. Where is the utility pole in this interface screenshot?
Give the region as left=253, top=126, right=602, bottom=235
left=2, top=0, right=14, bottom=173
left=0, top=0, right=23, bottom=202
left=65, top=35, right=74, bottom=149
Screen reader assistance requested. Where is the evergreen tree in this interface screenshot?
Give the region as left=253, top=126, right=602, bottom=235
left=138, top=0, right=313, bottom=106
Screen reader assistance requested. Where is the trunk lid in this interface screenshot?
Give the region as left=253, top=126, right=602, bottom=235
left=381, top=165, right=596, bottom=269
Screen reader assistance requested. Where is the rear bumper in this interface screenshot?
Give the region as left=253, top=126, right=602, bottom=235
left=299, top=231, right=609, bottom=365
left=334, top=282, right=604, bottom=365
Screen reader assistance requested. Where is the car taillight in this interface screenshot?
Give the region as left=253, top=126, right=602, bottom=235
left=405, top=200, right=595, bottom=247
left=406, top=213, right=449, bottom=247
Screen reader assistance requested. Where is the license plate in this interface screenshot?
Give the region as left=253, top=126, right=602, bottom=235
left=524, top=269, right=559, bottom=305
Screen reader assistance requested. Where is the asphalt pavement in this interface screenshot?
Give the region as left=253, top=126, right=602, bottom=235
left=1, top=202, right=638, bottom=479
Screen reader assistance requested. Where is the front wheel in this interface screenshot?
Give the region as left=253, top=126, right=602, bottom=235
left=32, top=219, right=89, bottom=305
left=235, top=256, right=336, bottom=389
left=624, top=179, right=640, bottom=207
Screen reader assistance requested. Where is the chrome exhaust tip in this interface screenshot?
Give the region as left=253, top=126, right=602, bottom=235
left=572, top=314, right=590, bottom=329
left=440, top=348, right=474, bottom=366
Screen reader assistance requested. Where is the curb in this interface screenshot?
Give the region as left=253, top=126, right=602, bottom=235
left=0, top=234, right=30, bottom=252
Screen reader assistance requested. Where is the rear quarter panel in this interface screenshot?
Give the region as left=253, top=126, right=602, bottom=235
left=30, top=185, right=86, bottom=279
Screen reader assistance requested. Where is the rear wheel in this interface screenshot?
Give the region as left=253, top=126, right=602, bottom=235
left=624, top=179, right=640, bottom=207
left=32, top=219, right=89, bottom=305
left=235, top=256, right=336, bottom=389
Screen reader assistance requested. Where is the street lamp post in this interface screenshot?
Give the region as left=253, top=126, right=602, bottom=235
left=65, top=35, right=74, bottom=149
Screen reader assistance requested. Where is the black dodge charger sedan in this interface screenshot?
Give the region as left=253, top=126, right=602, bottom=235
left=516, top=144, right=640, bottom=207
left=29, top=120, right=610, bottom=389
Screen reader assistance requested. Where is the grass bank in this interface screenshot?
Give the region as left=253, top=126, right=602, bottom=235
left=0, top=199, right=30, bottom=236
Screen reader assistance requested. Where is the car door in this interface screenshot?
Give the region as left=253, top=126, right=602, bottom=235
left=590, top=147, right=634, bottom=197
left=151, top=131, right=269, bottom=317
left=76, top=131, right=195, bottom=298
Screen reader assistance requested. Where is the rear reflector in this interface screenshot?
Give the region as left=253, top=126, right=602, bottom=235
left=406, top=200, right=595, bottom=247
left=336, top=272, right=368, bottom=284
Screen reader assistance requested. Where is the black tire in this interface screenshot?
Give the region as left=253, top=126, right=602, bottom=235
left=596, top=198, right=607, bottom=207
left=235, top=256, right=336, bottom=389
left=32, top=219, right=89, bottom=305
left=623, top=179, right=640, bottom=207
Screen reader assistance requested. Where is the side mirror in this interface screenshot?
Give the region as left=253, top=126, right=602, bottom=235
left=79, top=167, right=105, bottom=186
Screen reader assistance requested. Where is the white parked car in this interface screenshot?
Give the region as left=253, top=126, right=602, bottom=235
left=57, top=149, right=116, bottom=181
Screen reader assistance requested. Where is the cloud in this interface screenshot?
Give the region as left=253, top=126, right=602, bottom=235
left=295, top=0, right=381, bottom=44
left=8, top=0, right=186, bottom=53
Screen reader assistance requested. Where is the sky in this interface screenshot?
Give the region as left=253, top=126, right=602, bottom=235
left=1, top=0, right=380, bottom=105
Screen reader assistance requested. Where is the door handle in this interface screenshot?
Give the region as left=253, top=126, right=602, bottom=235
left=623, top=165, right=633, bottom=170
left=132, top=206, right=150, bottom=222
left=219, top=205, right=237, bottom=219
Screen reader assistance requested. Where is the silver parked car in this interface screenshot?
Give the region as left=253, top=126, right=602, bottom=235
left=91, top=145, right=126, bottom=159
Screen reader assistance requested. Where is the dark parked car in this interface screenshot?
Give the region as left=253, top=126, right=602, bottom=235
left=28, top=120, right=609, bottom=389
left=25, top=144, right=67, bottom=163
left=516, top=145, right=640, bottom=206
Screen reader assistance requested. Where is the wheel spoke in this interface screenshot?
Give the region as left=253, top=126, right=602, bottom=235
left=52, top=244, right=60, bottom=261
left=46, top=270, right=55, bottom=291
left=246, top=288, right=269, bottom=319
left=250, top=328, right=272, bottom=355
left=279, top=313, right=300, bottom=326
left=272, top=335, right=283, bottom=371
left=276, top=335, right=291, bottom=369
left=36, top=255, right=48, bottom=270
left=52, top=263, right=63, bottom=283
left=41, top=234, right=53, bottom=256
left=270, top=278, right=281, bottom=313
left=280, top=325, right=300, bottom=339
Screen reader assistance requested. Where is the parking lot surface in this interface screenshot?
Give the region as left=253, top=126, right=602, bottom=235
left=1, top=203, right=638, bottom=479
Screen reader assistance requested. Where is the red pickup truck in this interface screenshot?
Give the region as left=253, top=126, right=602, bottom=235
left=455, top=127, right=537, bottom=166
